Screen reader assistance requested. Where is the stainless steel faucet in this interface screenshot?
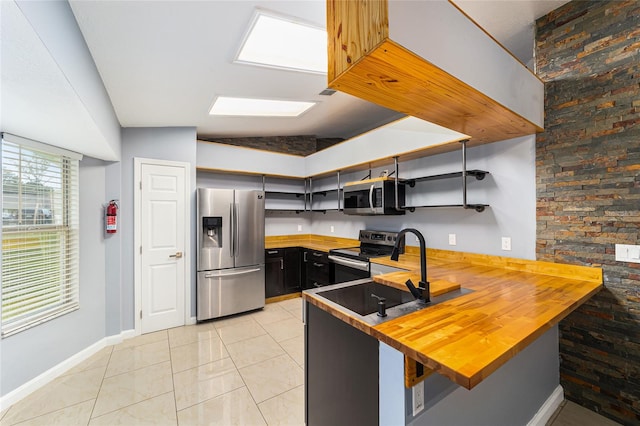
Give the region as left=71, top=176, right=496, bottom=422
left=390, top=228, right=430, bottom=302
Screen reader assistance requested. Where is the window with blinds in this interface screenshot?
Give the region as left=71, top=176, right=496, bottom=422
left=2, top=134, right=81, bottom=337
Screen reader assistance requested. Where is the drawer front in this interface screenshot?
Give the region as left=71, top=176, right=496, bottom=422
left=265, top=249, right=284, bottom=259
left=307, top=250, right=328, bottom=263
left=306, top=261, right=330, bottom=283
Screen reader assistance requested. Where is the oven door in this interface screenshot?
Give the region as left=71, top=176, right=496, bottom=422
left=328, top=255, right=370, bottom=284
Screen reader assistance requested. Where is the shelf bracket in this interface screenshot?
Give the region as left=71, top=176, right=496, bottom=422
left=394, top=156, right=403, bottom=212
left=337, top=170, right=341, bottom=211
left=461, top=140, right=468, bottom=209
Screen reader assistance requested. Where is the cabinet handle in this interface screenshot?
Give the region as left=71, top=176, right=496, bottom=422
left=313, top=262, right=323, bottom=267
left=312, top=252, right=323, bottom=257
left=303, top=252, right=308, bottom=262
left=313, top=282, right=322, bottom=288
left=267, top=250, right=278, bottom=255
left=280, top=259, right=284, bottom=270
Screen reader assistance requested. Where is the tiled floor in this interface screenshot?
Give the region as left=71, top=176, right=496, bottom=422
left=548, top=400, right=622, bottom=426
left=0, top=298, right=304, bottom=426
left=0, top=296, right=623, bottom=426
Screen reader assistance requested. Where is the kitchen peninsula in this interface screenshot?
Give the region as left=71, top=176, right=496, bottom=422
left=276, top=235, right=603, bottom=425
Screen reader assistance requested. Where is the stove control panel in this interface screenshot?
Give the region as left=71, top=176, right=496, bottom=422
left=358, top=230, right=402, bottom=247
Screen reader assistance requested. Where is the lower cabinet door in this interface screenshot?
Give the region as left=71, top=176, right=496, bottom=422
left=265, top=256, right=284, bottom=298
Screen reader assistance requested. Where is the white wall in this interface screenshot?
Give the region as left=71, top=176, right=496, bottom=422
left=120, top=127, right=197, bottom=328
left=1, top=158, right=108, bottom=395
left=309, top=136, right=536, bottom=259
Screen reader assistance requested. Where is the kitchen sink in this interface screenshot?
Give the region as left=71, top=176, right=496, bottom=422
left=317, top=281, right=415, bottom=316
left=309, top=279, right=472, bottom=325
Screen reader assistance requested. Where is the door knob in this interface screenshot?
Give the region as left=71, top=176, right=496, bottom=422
left=169, top=251, right=183, bottom=258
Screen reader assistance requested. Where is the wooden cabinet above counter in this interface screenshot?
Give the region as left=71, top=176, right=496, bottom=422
left=327, top=0, right=544, bottom=146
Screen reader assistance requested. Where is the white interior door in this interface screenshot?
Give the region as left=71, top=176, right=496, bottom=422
left=140, top=162, right=186, bottom=333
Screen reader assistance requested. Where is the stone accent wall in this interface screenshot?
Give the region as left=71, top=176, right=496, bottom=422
left=536, top=1, right=640, bottom=424
left=198, top=135, right=343, bottom=157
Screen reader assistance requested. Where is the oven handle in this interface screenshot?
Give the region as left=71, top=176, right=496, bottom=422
left=328, top=255, right=370, bottom=272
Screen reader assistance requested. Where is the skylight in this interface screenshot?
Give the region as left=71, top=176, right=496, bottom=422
left=235, top=10, right=327, bottom=74
left=209, top=96, right=316, bottom=117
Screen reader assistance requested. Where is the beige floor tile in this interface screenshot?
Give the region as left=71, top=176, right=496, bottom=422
left=226, top=334, right=285, bottom=369
left=7, top=400, right=94, bottom=426
left=276, top=298, right=302, bottom=312
left=258, top=384, right=304, bottom=426
left=170, top=337, right=229, bottom=373
left=279, top=336, right=304, bottom=367
left=210, top=312, right=255, bottom=330
left=173, top=358, right=245, bottom=410
left=105, top=339, right=170, bottom=377
left=551, top=401, right=622, bottom=426
left=1, top=367, right=103, bottom=425
left=250, top=304, right=295, bottom=326
left=113, top=330, right=168, bottom=351
left=262, top=317, right=303, bottom=343
left=167, top=323, right=219, bottom=348
left=287, top=307, right=303, bottom=321
left=61, top=346, right=113, bottom=377
left=239, top=354, right=304, bottom=404
left=89, top=391, right=177, bottom=426
left=92, top=361, right=173, bottom=418
left=216, top=319, right=267, bottom=345
left=177, top=387, right=266, bottom=426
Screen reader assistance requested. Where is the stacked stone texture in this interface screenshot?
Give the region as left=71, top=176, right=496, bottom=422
left=199, top=136, right=343, bottom=156
left=536, top=1, right=639, bottom=424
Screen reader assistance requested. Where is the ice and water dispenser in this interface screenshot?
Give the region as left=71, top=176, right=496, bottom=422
left=202, top=216, right=222, bottom=248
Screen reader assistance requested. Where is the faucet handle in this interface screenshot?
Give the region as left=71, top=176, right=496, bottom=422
left=404, top=279, right=422, bottom=300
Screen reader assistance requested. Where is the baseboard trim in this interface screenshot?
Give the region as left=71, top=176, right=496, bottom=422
left=527, top=385, right=564, bottom=426
left=0, top=328, right=135, bottom=410
left=187, top=316, right=197, bottom=325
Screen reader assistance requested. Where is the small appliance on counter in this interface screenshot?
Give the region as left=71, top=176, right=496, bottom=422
left=328, top=230, right=404, bottom=284
left=196, top=188, right=265, bottom=321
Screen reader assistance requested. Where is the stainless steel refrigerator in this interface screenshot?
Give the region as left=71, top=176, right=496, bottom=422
left=196, top=188, right=265, bottom=320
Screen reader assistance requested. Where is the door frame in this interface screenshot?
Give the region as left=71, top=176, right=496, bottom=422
left=133, top=157, right=192, bottom=336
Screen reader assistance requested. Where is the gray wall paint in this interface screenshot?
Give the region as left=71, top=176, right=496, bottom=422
left=310, top=136, right=536, bottom=259
left=120, top=127, right=197, bottom=328
left=1, top=158, right=107, bottom=395
left=13, top=0, right=121, bottom=160
left=406, top=326, right=559, bottom=425
left=104, top=161, right=122, bottom=336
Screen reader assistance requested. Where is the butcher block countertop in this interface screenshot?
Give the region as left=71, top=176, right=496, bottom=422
left=303, top=245, right=603, bottom=390
left=265, top=234, right=357, bottom=252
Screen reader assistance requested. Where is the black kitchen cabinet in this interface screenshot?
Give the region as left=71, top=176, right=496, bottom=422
left=265, top=247, right=304, bottom=298
left=265, top=249, right=284, bottom=298
left=284, top=247, right=302, bottom=293
left=304, top=249, right=330, bottom=289
left=305, top=302, right=378, bottom=425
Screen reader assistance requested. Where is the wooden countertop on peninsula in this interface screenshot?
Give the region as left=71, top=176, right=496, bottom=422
left=303, top=246, right=603, bottom=390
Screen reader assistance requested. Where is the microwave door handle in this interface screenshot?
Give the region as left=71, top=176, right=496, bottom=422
left=369, top=184, right=375, bottom=213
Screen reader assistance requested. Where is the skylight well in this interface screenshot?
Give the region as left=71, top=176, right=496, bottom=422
left=209, top=96, right=315, bottom=117
left=235, top=10, right=327, bottom=74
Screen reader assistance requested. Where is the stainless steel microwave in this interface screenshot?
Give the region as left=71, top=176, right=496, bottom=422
left=342, top=178, right=406, bottom=215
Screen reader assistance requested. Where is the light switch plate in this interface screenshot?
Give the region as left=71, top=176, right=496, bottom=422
left=501, top=237, right=512, bottom=251
left=448, top=234, right=456, bottom=246
left=297, top=225, right=302, bottom=232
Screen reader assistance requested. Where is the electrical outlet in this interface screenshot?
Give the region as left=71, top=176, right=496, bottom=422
left=448, top=234, right=456, bottom=246
left=501, top=237, right=512, bottom=251
left=412, top=381, right=425, bottom=416
left=330, top=225, right=335, bottom=233
left=297, top=225, right=302, bottom=232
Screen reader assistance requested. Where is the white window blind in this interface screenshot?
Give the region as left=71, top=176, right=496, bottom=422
left=2, top=135, right=80, bottom=337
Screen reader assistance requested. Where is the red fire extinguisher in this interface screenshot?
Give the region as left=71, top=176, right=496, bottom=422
left=106, top=200, right=118, bottom=234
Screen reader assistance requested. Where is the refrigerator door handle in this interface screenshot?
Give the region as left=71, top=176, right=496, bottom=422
left=229, top=203, right=234, bottom=258
left=204, top=267, right=261, bottom=278
left=233, top=203, right=239, bottom=258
